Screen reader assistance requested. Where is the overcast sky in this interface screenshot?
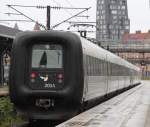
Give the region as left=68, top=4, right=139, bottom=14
left=0, top=0, right=150, bottom=34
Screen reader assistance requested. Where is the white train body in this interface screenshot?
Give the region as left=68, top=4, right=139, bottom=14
left=80, top=37, right=141, bottom=101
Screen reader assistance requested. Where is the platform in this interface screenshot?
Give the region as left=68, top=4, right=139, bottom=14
left=0, top=86, right=9, bottom=96
left=57, top=81, right=150, bottom=127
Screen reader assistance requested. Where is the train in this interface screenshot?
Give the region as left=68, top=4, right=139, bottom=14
left=9, top=31, right=141, bottom=122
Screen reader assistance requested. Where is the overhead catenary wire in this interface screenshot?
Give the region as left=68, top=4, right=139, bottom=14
left=6, top=3, right=91, bottom=30
left=51, top=0, right=80, bottom=23
left=64, top=0, right=74, bottom=8
left=0, top=20, right=34, bottom=22
left=7, top=4, right=88, bottom=30
left=7, top=4, right=88, bottom=10
left=52, top=7, right=91, bottom=29
left=63, top=0, right=95, bottom=34
left=64, top=0, right=90, bottom=21
left=7, top=5, right=47, bottom=30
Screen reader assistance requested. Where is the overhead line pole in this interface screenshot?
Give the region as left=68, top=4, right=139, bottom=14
left=47, top=6, right=51, bottom=30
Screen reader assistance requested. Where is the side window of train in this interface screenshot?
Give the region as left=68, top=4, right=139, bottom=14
left=119, top=65, right=122, bottom=76
left=96, top=58, right=98, bottom=75
left=94, top=58, right=96, bottom=75
left=89, top=56, right=92, bottom=76
left=108, top=62, right=110, bottom=76
left=102, top=59, right=106, bottom=76
left=125, top=67, right=127, bottom=76
left=114, top=63, right=118, bottom=76
left=110, top=62, right=112, bottom=75
left=94, top=57, right=96, bottom=76
left=93, top=57, right=95, bottom=76
left=101, top=59, right=103, bottom=76
left=123, top=66, right=125, bottom=76
left=93, top=57, right=96, bottom=76
left=86, top=56, right=89, bottom=75
left=91, top=57, right=94, bottom=76
left=92, top=57, right=94, bottom=76
left=102, top=59, right=104, bottom=76
left=96, top=58, right=99, bottom=75
left=109, top=62, right=112, bottom=75
left=98, top=59, right=100, bottom=75
left=98, top=59, right=102, bottom=75
left=118, top=65, right=121, bottom=76
left=86, top=55, right=89, bottom=76
left=88, top=56, right=91, bottom=75
left=112, top=63, right=115, bottom=76
left=84, top=55, right=87, bottom=75
left=95, top=58, right=97, bottom=75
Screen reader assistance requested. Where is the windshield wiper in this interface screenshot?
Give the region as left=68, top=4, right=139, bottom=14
left=39, top=51, right=47, bottom=66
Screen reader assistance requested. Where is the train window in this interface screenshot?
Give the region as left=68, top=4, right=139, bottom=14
left=101, top=60, right=103, bottom=75
left=93, top=57, right=95, bottom=76
left=86, top=56, right=89, bottom=75
left=89, top=56, right=91, bottom=75
left=100, top=60, right=103, bottom=75
left=32, top=44, right=63, bottom=69
left=86, top=55, right=89, bottom=75
left=96, top=59, right=98, bottom=75
left=93, top=57, right=95, bottom=75
left=99, top=59, right=102, bottom=75
left=97, top=59, right=100, bottom=75
left=96, top=58, right=98, bottom=75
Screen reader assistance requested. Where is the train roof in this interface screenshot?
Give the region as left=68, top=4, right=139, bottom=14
left=79, top=36, right=140, bottom=71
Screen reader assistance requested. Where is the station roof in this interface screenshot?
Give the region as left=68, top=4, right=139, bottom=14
left=0, top=25, right=22, bottom=39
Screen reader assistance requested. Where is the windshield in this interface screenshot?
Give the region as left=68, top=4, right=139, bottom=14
left=32, top=44, right=63, bottom=68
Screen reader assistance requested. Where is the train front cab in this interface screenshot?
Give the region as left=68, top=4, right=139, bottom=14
left=9, top=31, right=84, bottom=121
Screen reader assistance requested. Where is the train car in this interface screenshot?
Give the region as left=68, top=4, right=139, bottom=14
left=9, top=31, right=141, bottom=122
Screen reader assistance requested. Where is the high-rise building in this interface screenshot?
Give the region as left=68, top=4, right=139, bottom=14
left=96, top=0, right=130, bottom=41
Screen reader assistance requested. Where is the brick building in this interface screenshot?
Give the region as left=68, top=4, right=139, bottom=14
left=121, top=31, right=150, bottom=77
left=122, top=30, right=150, bottom=43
